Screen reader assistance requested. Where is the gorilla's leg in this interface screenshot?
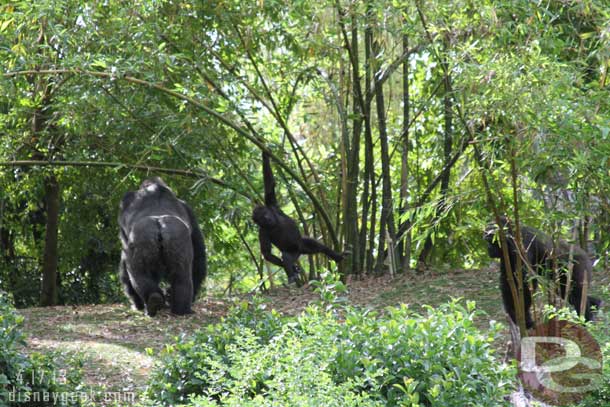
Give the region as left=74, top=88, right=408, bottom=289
left=159, top=216, right=194, bottom=315
left=565, top=277, right=598, bottom=321
left=301, top=237, right=343, bottom=262
left=559, top=249, right=599, bottom=322
left=281, top=251, right=301, bottom=284
left=522, top=280, right=534, bottom=329
left=585, top=296, right=603, bottom=321
left=166, top=262, right=193, bottom=314
left=119, top=252, right=145, bottom=311
left=129, top=257, right=164, bottom=317
left=128, top=220, right=165, bottom=317
left=166, top=259, right=193, bottom=315
left=500, top=268, right=534, bottom=329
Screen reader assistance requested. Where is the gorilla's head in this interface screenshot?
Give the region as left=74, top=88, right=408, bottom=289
left=252, top=205, right=277, bottom=229
left=140, top=176, right=170, bottom=191
left=483, top=216, right=511, bottom=259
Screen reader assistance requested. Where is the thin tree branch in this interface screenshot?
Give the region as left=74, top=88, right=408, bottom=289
left=3, top=68, right=339, bottom=246
left=0, top=159, right=251, bottom=199
left=365, top=43, right=428, bottom=105
left=232, top=24, right=327, bottom=207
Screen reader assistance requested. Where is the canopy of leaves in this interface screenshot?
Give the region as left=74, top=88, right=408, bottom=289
left=0, top=0, right=608, bottom=300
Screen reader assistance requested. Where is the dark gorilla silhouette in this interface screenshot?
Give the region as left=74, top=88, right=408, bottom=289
left=118, top=177, right=206, bottom=316
left=484, top=216, right=602, bottom=328
left=252, top=151, right=345, bottom=284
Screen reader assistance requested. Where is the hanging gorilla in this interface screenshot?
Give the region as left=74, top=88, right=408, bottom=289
left=118, top=177, right=207, bottom=316
left=252, top=151, right=345, bottom=284
left=484, top=216, right=602, bottom=329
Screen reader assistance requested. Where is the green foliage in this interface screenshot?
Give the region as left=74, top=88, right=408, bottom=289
left=1, top=0, right=609, bottom=297
left=0, top=291, right=84, bottom=406
left=0, top=257, right=40, bottom=308
left=328, top=301, right=515, bottom=406
left=310, top=271, right=349, bottom=310
left=145, top=296, right=514, bottom=406
left=572, top=285, right=610, bottom=406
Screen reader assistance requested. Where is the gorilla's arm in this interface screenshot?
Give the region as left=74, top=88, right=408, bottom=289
left=262, top=151, right=278, bottom=207
left=120, top=191, right=136, bottom=212
left=484, top=218, right=536, bottom=329
left=185, top=204, right=207, bottom=299
left=556, top=242, right=599, bottom=321
left=119, top=191, right=136, bottom=249
left=119, top=251, right=145, bottom=311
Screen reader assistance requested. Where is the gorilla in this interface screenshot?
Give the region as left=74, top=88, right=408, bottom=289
left=484, top=216, right=602, bottom=328
left=118, top=177, right=206, bottom=316
left=252, top=151, right=345, bottom=284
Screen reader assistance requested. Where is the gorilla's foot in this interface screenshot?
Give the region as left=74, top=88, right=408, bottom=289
left=146, top=292, right=164, bottom=317
left=171, top=307, right=194, bottom=316
left=287, top=272, right=305, bottom=288
left=332, top=252, right=346, bottom=262
left=287, top=264, right=303, bottom=285
left=131, top=303, right=145, bottom=312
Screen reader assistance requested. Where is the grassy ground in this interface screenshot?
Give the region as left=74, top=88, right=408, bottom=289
left=20, top=299, right=229, bottom=402
left=18, top=267, right=609, bottom=405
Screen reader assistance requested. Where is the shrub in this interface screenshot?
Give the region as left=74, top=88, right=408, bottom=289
left=146, top=294, right=514, bottom=406
left=145, top=299, right=286, bottom=405
left=0, top=291, right=83, bottom=406
left=573, top=286, right=610, bottom=407
left=328, top=301, right=515, bottom=406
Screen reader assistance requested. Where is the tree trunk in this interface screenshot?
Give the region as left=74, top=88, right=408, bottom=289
left=0, top=200, right=17, bottom=263
left=40, top=175, right=60, bottom=306
left=398, top=32, right=412, bottom=273
left=417, top=59, right=453, bottom=269
left=358, top=10, right=376, bottom=274
left=373, top=39, right=397, bottom=274
left=342, top=13, right=363, bottom=276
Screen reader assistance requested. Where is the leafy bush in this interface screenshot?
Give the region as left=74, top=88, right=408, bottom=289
left=573, top=285, right=610, bottom=407
left=146, top=289, right=514, bottom=406
left=0, top=291, right=83, bottom=406
left=328, top=301, right=515, bottom=406
left=0, top=257, right=41, bottom=308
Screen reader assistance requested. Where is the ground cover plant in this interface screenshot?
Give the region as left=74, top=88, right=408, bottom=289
left=144, top=276, right=516, bottom=407
left=574, top=285, right=610, bottom=406
left=0, top=291, right=84, bottom=406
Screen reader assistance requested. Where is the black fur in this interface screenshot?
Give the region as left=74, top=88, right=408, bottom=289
left=118, top=177, right=206, bottom=316
left=252, top=152, right=344, bottom=284
left=484, top=216, right=601, bottom=328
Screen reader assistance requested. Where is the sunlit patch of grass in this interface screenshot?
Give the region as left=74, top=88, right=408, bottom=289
left=28, top=338, right=154, bottom=395
left=374, top=268, right=505, bottom=319
left=19, top=299, right=230, bottom=401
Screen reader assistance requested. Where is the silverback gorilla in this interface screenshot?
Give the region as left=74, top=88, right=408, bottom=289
left=484, top=216, right=602, bottom=328
left=252, top=151, right=345, bottom=284
left=119, top=177, right=206, bottom=316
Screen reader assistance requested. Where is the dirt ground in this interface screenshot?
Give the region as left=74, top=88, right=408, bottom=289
left=18, top=267, right=609, bottom=405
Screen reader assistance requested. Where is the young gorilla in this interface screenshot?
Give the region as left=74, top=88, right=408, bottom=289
left=118, top=177, right=207, bottom=316
left=484, top=216, right=602, bottom=329
left=252, top=151, right=345, bottom=284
